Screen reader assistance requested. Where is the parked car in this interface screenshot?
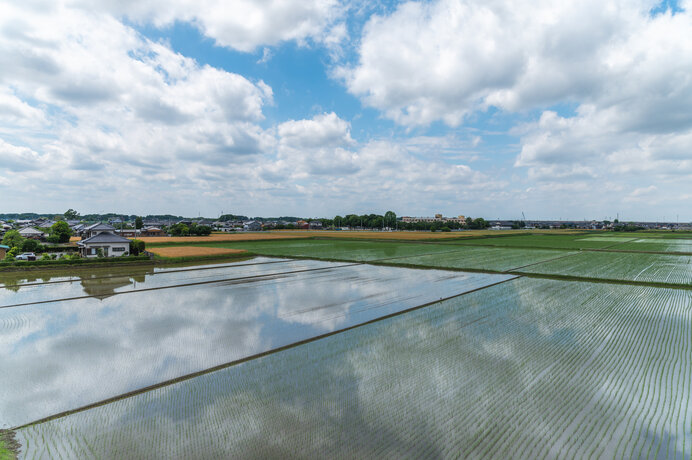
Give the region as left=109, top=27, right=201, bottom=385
left=15, top=252, right=36, bottom=261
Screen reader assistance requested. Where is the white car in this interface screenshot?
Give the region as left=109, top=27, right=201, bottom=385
left=15, top=252, right=36, bottom=261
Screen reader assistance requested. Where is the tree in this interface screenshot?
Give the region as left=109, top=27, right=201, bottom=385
left=21, top=239, right=43, bottom=253
left=64, top=209, right=79, bottom=220
left=49, top=221, right=72, bottom=243
left=384, top=211, right=397, bottom=228
left=2, top=230, right=24, bottom=248
left=135, top=216, right=143, bottom=229
left=129, top=239, right=146, bottom=255
left=168, top=223, right=189, bottom=236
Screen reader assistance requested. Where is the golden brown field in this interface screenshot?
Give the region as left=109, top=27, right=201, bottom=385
left=147, top=247, right=248, bottom=258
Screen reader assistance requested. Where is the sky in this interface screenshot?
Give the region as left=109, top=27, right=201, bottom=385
left=0, top=0, right=690, bottom=221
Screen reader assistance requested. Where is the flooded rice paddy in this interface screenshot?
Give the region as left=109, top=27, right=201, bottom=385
left=15, top=277, right=692, bottom=459
left=0, top=258, right=512, bottom=428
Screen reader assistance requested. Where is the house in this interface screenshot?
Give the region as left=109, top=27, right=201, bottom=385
left=18, top=227, right=46, bottom=240
left=309, top=221, right=323, bottom=230
left=77, top=232, right=131, bottom=257
left=115, top=229, right=139, bottom=238
left=141, top=227, right=165, bottom=237
left=81, top=222, right=117, bottom=239
left=243, top=220, right=262, bottom=231
left=0, top=244, right=8, bottom=260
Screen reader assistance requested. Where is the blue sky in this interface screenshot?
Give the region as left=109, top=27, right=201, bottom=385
left=0, top=0, right=690, bottom=221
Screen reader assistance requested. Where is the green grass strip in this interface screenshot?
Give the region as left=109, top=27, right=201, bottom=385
left=0, top=430, right=19, bottom=460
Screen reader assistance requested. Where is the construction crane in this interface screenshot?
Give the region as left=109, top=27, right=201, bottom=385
left=522, top=211, right=526, bottom=222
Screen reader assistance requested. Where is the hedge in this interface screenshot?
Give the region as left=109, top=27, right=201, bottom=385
left=0, top=255, right=150, bottom=269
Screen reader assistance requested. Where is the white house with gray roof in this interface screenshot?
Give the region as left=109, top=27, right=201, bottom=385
left=77, top=232, right=131, bottom=258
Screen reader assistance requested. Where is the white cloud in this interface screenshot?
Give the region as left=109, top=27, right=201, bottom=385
left=341, top=0, right=691, bottom=127
left=0, top=1, right=276, bottom=210
left=71, top=0, right=346, bottom=52
left=279, top=112, right=354, bottom=150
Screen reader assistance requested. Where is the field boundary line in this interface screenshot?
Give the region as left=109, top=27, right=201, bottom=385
left=11, top=274, right=519, bottom=431
left=0, top=263, right=361, bottom=309
left=504, top=250, right=581, bottom=272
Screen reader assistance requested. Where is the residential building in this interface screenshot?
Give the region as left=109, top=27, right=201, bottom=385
left=77, top=232, right=131, bottom=257
left=243, top=221, right=262, bottom=231
left=141, top=227, right=165, bottom=237
left=81, top=223, right=117, bottom=239
left=0, top=244, right=8, bottom=259
left=18, top=227, right=46, bottom=240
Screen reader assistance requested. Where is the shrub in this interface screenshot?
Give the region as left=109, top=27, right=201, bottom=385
left=129, top=239, right=146, bottom=256
left=21, top=239, right=43, bottom=253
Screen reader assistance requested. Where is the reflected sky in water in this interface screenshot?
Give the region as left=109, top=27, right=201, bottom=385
left=0, top=260, right=511, bottom=428
left=16, top=279, right=691, bottom=459
left=0, top=257, right=294, bottom=305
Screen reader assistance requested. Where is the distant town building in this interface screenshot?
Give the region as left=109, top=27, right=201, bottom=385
left=401, top=214, right=466, bottom=224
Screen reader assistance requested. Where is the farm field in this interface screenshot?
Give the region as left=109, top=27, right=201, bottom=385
left=16, top=278, right=691, bottom=459
left=382, top=246, right=573, bottom=272
left=193, top=238, right=569, bottom=272
left=271, top=229, right=587, bottom=240
left=4, top=232, right=692, bottom=458
left=0, top=260, right=509, bottom=428
left=443, top=233, right=619, bottom=250
left=147, top=246, right=248, bottom=258
left=517, top=251, right=692, bottom=286
left=611, top=238, right=692, bottom=254
left=196, top=238, right=464, bottom=261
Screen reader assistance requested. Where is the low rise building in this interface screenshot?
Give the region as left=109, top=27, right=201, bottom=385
left=77, top=232, right=131, bottom=258
left=81, top=223, right=117, bottom=239
left=18, top=227, right=46, bottom=240
left=401, top=214, right=466, bottom=224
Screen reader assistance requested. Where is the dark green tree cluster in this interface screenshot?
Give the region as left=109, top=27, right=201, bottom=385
left=129, top=239, right=146, bottom=255
left=166, top=223, right=212, bottom=236
left=613, top=223, right=644, bottom=232
left=47, top=221, right=72, bottom=243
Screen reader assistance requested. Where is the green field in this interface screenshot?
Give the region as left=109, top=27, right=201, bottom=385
left=17, top=278, right=692, bottom=459
left=176, top=238, right=574, bottom=273
left=444, top=233, right=627, bottom=250
left=612, top=239, right=692, bottom=254
left=516, top=251, right=692, bottom=285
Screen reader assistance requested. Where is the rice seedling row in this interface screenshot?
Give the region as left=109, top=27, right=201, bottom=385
left=16, top=278, right=691, bottom=459
left=516, top=251, right=692, bottom=286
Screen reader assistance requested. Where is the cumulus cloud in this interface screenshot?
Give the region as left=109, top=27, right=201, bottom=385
left=72, top=0, right=346, bottom=52
left=341, top=0, right=686, bottom=125
left=0, top=1, right=277, bottom=210
left=335, top=0, right=692, bottom=218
